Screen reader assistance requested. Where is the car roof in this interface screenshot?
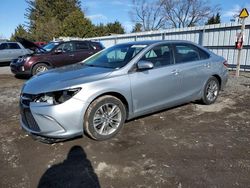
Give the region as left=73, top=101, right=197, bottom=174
left=117, top=40, right=196, bottom=46
left=51, top=40, right=99, bottom=43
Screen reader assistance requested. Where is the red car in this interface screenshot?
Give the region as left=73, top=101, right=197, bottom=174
left=34, top=41, right=47, bottom=47
left=10, top=38, right=104, bottom=76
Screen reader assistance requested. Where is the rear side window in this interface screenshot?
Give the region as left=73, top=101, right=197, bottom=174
left=8, top=43, right=21, bottom=49
left=75, top=42, right=89, bottom=50
left=174, top=44, right=209, bottom=63
left=198, top=48, right=210, bottom=60
left=0, top=43, right=8, bottom=50
left=91, top=42, right=104, bottom=50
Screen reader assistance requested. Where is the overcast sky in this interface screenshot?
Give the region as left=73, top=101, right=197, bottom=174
left=0, top=0, right=249, bottom=39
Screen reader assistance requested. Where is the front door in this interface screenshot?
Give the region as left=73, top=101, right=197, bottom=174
left=51, top=42, right=75, bottom=67
left=129, top=44, right=182, bottom=116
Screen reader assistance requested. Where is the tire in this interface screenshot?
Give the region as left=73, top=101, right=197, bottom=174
left=32, top=63, right=49, bottom=75
left=201, top=76, right=220, bottom=105
left=84, top=95, right=126, bottom=140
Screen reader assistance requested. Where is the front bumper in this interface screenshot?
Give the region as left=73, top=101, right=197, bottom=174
left=10, top=59, right=31, bottom=75
left=20, top=96, right=89, bottom=140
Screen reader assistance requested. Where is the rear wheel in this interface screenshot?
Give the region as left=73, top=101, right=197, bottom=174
left=32, top=63, right=49, bottom=75
left=201, top=76, right=220, bottom=105
left=84, top=95, right=126, bottom=140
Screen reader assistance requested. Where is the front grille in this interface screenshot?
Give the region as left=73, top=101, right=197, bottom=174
left=21, top=108, right=40, bottom=132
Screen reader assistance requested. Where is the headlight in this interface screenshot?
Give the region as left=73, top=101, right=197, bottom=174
left=34, top=88, right=81, bottom=105
left=17, top=56, right=31, bottom=63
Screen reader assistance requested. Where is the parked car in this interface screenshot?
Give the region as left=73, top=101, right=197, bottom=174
left=34, top=41, right=47, bottom=47
left=19, top=40, right=228, bottom=142
left=10, top=38, right=104, bottom=76
left=0, top=41, right=32, bottom=64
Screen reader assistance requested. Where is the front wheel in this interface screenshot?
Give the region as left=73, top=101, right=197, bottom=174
left=32, top=63, right=49, bottom=75
left=201, top=76, right=220, bottom=105
left=84, top=95, right=126, bottom=140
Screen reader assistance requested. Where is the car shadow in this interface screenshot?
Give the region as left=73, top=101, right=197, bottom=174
left=38, top=145, right=100, bottom=188
left=14, top=74, right=30, bottom=80
left=0, top=62, right=10, bottom=67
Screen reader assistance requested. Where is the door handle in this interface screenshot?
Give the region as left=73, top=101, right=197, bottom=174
left=69, top=54, right=75, bottom=57
left=204, top=63, right=211, bottom=68
left=171, top=69, right=179, bottom=75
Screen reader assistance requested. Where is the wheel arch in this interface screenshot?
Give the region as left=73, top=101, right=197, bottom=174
left=31, top=61, right=53, bottom=71
left=212, top=74, right=222, bottom=90
left=30, top=61, right=53, bottom=75
left=88, top=91, right=130, bottom=120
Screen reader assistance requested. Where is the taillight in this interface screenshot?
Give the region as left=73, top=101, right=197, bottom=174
left=223, top=60, right=229, bottom=68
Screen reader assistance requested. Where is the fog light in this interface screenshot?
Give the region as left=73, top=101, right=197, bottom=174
left=21, top=66, right=25, bottom=71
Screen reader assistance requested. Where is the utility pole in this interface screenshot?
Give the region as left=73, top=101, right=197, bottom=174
left=236, top=8, right=249, bottom=77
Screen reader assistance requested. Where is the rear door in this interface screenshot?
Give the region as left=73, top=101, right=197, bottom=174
left=8, top=43, right=26, bottom=59
left=0, top=43, right=10, bottom=62
left=74, top=41, right=95, bottom=62
left=129, top=44, right=182, bottom=116
left=173, top=43, right=211, bottom=101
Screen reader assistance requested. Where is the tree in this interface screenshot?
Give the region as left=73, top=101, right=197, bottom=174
left=94, top=23, right=108, bottom=36
left=93, top=21, right=125, bottom=36
left=206, top=13, right=221, bottom=25
left=10, top=24, right=31, bottom=41
left=61, top=9, right=95, bottom=38
left=105, top=21, right=125, bottom=34
left=132, top=23, right=143, bottom=32
left=161, top=0, right=218, bottom=28
left=130, top=0, right=165, bottom=31
left=215, top=13, right=221, bottom=24
left=23, top=0, right=94, bottom=41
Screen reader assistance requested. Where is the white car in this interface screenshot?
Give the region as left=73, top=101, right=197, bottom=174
left=0, top=42, right=32, bottom=63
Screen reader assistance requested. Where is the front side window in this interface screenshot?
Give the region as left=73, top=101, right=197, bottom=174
left=84, top=44, right=147, bottom=69
left=141, top=44, right=173, bottom=67
left=56, top=42, right=74, bottom=52
left=8, top=43, right=21, bottom=49
left=175, top=44, right=204, bottom=63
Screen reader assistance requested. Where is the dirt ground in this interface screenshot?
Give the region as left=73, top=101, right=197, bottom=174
left=0, top=68, right=250, bottom=188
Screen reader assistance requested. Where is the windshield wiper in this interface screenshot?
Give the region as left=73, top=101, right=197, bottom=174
left=85, top=64, right=99, bottom=67
left=85, top=64, right=113, bottom=69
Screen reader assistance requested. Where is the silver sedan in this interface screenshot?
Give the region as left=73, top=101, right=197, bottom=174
left=20, top=40, right=228, bottom=142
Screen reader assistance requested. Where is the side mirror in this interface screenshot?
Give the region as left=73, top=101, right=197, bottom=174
left=54, top=49, right=63, bottom=54
left=137, top=60, right=154, bottom=70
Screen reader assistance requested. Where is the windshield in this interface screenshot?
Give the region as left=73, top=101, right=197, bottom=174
left=83, top=44, right=148, bottom=69
left=43, top=42, right=60, bottom=52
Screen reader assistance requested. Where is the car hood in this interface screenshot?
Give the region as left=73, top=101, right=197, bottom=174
left=16, top=37, right=45, bottom=52
left=22, top=63, right=114, bottom=94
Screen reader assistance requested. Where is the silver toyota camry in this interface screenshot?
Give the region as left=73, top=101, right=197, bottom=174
left=20, top=40, right=228, bottom=142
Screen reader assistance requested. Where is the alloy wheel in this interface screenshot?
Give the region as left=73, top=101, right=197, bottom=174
left=93, top=103, right=122, bottom=136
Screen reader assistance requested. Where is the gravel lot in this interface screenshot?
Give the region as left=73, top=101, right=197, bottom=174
left=0, top=66, right=250, bottom=188
left=0, top=65, right=11, bottom=75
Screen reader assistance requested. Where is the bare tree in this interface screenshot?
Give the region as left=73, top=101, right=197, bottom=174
left=161, top=0, right=218, bottom=28
left=130, top=0, right=165, bottom=31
